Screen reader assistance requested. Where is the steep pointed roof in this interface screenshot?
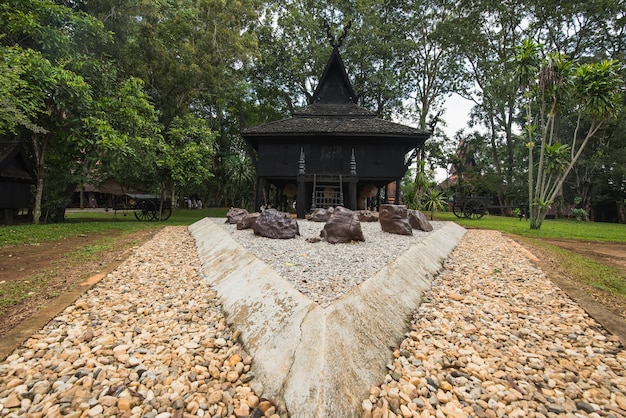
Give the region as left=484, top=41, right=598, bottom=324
left=0, top=142, right=35, bottom=183
left=243, top=47, right=429, bottom=140
left=311, top=46, right=357, bottom=105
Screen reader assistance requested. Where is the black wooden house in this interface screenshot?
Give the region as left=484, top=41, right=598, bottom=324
left=243, top=47, right=430, bottom=218
left=0, top=142, right=35, bottom=224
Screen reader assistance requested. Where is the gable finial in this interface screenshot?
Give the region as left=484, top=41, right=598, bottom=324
left=323, top=19, right=352, bottom=48
left=337, top=21, right=351, bottom=48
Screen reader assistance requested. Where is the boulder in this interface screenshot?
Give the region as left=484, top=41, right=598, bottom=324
left=237, top=212, right=261, bottom=230
left=320, top=206, right=365, bottom=244
left=357, top=210, right=379, bottom=222
left=226, top=207, right=249, bottom=224
left=309, top=207, right=334, bottom=222
left=252, top=209, right=299, bottom=239
left=408, top=209, right=433, bottom=232
left=379, top=204, right=412, bottom=236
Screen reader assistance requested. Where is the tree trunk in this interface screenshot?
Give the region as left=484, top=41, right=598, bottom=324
left=50, top=183, right=78, bottom=223
left=528, top=139, right=536, bottom=228
left=617, top=199, right=626, bottom=224
left=530, top=205, right=549, bottom=229
left=52, top=206, right=66, bottom=223
left=31, top=134, right=48, bottom=224
left=33, top=176, right=44, bottom=225
left=529, top=206, right=540, bottom=229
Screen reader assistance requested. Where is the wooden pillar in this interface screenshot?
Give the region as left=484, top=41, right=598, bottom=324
left=255, top=177, right=265, bottom=211
left=297, top=178, right=306, bottom=219
left=347, top=180, right=357, bottom=211
left=274, top=184, right=281, bottom=209
left=3, top=208, right=14, bottom=225
left=394, top=179, right=401, bottom=204
left=296, top=147, right=307, bottom=219
left=348, top=149, right=358, bottom=211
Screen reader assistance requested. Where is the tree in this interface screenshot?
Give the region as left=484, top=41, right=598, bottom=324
left=86, top=0, right=263, bottom=205
left=398, top=0, right=469, bottom=204
left=423, top=189, right=448, bottom=220
left=0, top=0, right=170, bottom=223
left=92, top=77, right=163, bottom=196
left=0, top=42, right=95, bottom=223
left=516, top=40, right=623, bottom=229
left=438, top=0, right=533, bottom=210
left=162, top=114, right=216, bottom=201
left=222, top=151, right=256, bottom=208
left=0, top=47, right=49, bottom=136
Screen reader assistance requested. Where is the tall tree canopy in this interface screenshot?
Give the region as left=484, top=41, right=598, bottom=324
left=516, top=41, right=623, bottom=229
left=0, top=0, right=142, bottom=223
left=436, top=0, right=625, bottom=224
left=2, top=0, right=624, bottom=224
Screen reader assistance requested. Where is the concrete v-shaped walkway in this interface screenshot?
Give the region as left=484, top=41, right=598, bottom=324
left=190, top=218, right=466, bottom=418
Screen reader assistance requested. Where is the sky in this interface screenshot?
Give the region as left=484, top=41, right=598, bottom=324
left=441, top=93, right=474, bottom=139
left=396, top=93, right=475, bottom=182
left=434, top=93, right=474, bottom=181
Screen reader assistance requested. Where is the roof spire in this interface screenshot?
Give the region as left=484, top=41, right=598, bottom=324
left=323, top=19, right=352, bottom=48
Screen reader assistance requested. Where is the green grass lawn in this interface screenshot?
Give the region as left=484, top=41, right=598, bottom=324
left=0, top=207, right=229, bottom=247
left=434, top=211, right=626, bottom=242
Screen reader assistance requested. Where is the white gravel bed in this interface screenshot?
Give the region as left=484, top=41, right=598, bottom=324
left=215, top=218, right=445, bottom=307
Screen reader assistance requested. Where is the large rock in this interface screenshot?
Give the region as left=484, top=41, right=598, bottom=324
left=379, top=204, right=412, bottom=236
left=226, top=207, right=248, bottom=224
left=309, top=207, right=334, bottom=222
left=252, top=209, right=299, bottom=239
left=408, top=209, right=434, bottom=232
left=320, top=206, right=365, bottom=244
left=357, top=210, right=379, bottom=222
left=237, top=212, right=260, bottom=230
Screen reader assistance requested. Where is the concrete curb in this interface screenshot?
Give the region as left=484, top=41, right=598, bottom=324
left=189, top=218, right=466, bottom=417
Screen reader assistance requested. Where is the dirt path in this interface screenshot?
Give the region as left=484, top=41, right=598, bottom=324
left=540, top=238, right=626, bottom=271
left=510, top=236, right=626, bottom=327
left=0, top=228, right=161, bottom=338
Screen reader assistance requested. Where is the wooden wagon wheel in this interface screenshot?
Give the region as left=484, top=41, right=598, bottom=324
left=134, top=200, right=157, bottom=221
left=159, top=205, right=172, bottom=221
left=451, top=199, right=466, bottom=218
left=463, top=198, right=486, bottom=219
left=155, top=202, right=172, bottom=221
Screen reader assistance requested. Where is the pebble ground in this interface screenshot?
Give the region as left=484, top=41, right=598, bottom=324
left=0, top=224, right=624, bottom=418
left=0, top=227, right=275, bottom=418
left=362, top=229, right=626, bottom=418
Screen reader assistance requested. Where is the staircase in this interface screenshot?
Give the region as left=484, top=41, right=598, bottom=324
left=311, top=174, right=343, bottom=210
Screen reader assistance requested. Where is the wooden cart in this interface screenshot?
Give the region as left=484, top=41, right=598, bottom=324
left=450, top=195, right=488, bottom=219
left=450, top=195, right=528, bottom=219
left=127, top=194, right=172, bottom=221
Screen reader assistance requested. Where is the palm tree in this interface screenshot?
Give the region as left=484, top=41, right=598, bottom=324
left=423, top=189, right=447, bottom=220
left=223, top=153, right=255, bottom=208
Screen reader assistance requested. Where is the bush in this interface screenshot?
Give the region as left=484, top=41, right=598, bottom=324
left=569, top=207, right=588, bottom=221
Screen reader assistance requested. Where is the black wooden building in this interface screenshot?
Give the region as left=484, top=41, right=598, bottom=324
left=243, top=46, right=430, bottom=218
left=0, top=142, right=35, bottom=224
